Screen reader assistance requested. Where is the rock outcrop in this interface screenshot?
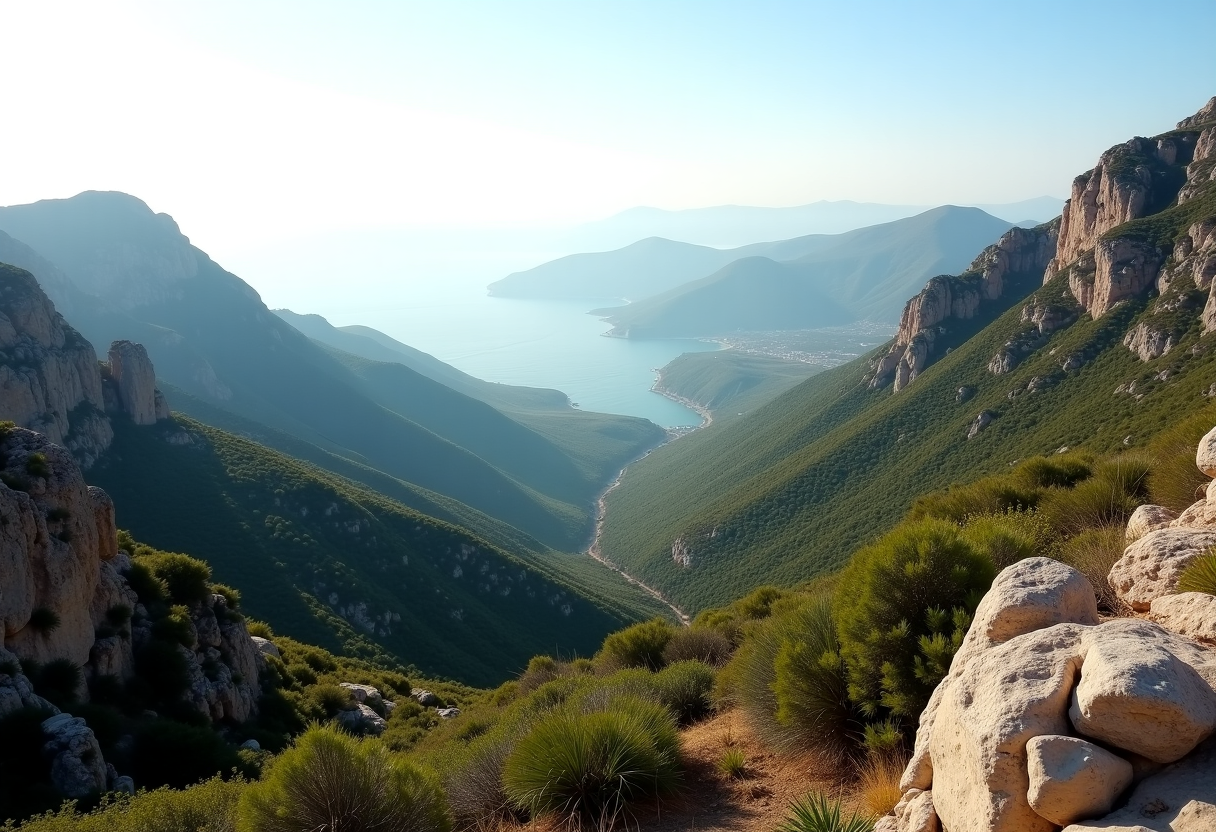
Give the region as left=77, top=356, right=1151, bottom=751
left=869, top=224, right=1058, bottom=391
left=0, top=265, right=112, bottom=468
left=104, top=340, right=163, bottom=425
left=41, top=712, right=108, bottom=798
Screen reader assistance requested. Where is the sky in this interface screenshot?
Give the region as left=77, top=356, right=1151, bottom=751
left=2, top=0, right=1215, bottom=274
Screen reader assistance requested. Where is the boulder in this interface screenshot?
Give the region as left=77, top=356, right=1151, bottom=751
left=928, top=624, right=1087, bottom=832
left=1062, top=737, right=1216, bottom=831
left=1026, top=735, right=1132, bottom=825
left=336, top=703, right=386, bottom=735
left=893, top=788, right=938, bottom=832
left=340, top=682, right=384, bottom=709
left=250, top=636, right=279, bottom=658
left=1070, top=620, right=1216, bottom=764
left=1149, top=592, right=1216, bottom=642
left=1108, top=528, right=1216, bottom=611
left=1197, top=425, right=1216, bottom=477
left=901, top=559, right=1097, bottom=792
left=1126, top=505, right=1180, bottom=542
left=411, top=688, right=440, bottom=706
left=42, top=713, right=108, bottom=799
left=437, top=707, right=462, bottom=719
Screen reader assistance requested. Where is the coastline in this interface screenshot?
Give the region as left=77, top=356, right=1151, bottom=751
left=582, top=369, right=715, bottom=627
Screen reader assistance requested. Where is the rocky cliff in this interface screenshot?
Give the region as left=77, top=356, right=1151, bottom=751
left=0, top=264, right=172, bottom=466
left=870, top=223, right=1058, bottom=391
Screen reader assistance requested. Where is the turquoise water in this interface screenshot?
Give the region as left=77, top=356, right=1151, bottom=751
left=332, top=286, right=718, bottom=428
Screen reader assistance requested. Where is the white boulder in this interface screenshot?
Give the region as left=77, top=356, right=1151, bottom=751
left=1126, top=505, right=1180, bottom=541
left=1196, top=425, right=1216, bottom=477
left=1026, top=734, right=1132, bottom=825
left=1108, top=528, right=1216, bottom=611
left=1149, top=592, right=1216, bottom=642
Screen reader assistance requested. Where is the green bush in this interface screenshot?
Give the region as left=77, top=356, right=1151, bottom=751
left=834, top=518, right=994, bottom=721
left=308, top=684, right=352, bottom=718
left=27, top=607, right=60, bottom=634
left=1038, top=458, right=1147, bottom=538
left=131, top=720, right=249, bottom=789
left=662, top=627, right=734, bottom=667
left=1146, top=410, right=1215, bottom=511
left=502, top=697, right=679, bottom=828
left=960, top=510, right=1050, bottom=571
left=138, top=553, right=212, bottom=606
left=4, top=776, right=244, bottom=832
left=693, top=585, right=790, bottom=643
left=717, top=748, right=747, bottom=779
left=1012, top=454, right=1093, bottom=490
left=595, top=618, right=675, bottom=671
left=1178, top=551, right=1216, bottom=595
left=124, top=562, right=167, bottom=606
left=776, top=793, right=874, bottom=832
left=153, top=605, right=196, bottom=648
left=908, top=476, right=1040, bottom=523
left=25, top=453, right=50, bottom=479
left=237, top=724, right=448, bottom=832
left=210, top=584, right=242, bottom=609
left=518, top=655, right=561, bottom=693
left=1057, top=526, right=1129, bottom=613
left=245, top=621, right=274, bottom=639
left=653, top=660, right=715, bottom=725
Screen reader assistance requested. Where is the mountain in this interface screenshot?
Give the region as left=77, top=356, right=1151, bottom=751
left=595, top=96, right=1216, bottom=612
left=590, top=206, right=1014, bottom=337
left=0, top=193, right=665, bottom=551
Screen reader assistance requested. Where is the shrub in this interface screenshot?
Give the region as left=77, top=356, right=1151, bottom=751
left=5, top=775, right=244, bottom=832
left=439, top=725, right=522, bottom=830
left=210, top=584, right=242, bottom=609
left=518, top=655, right=561, bottom=693
left=908, top=476, right=1040, bottom=523
left=286, top=663, right=317, bottom=687
left=1013, top=454, right=1093, bottom=490
left=106, top=604, right=133, bottom=627
left=25, top=453, right=50, bottom=478
left=653, top=660, right=715, bottom=725
left=1038, top=473, right=1141, bottom=538
left=125, top=561, right=167, bottom=606
left=237, top=724, right=449, bottom=832
left=153, top=605, right=196, bottom=648
left=961, top=510, right=1052, bottom=571
left=596, top=618, right=675, bottom=671
left=131, top=720, right=248, bottom=789
left=502, top=697, right=679, bottom=828
left=308, top=684, right=352, bottom=718
left=716, top=748, right=748, bottom=779
left=1057, top=526, right=1129, bottom=614
left=27, top=607, right=60, bottom=634
left=246, top=620, right=274, bottom=639
left=36, top=659, right=82, bottom=708
left=139, top=553, right=212, bottom=606
left=856, top=754, right=906, bottom=818
left=694, top=585, right=790, bottom=643
left=776, top=793, right=874, bottom=832
left=1093, top=454, right=1152, bottom=502
left=1146, top=410, right=1216, bottom=511
left=720, top=596, right=857, bottom=759
left=1178, top=551, right=1216, bottom=595
left=834, top=518, right=994, bottom=720
left=662, top=627, right=734, bottom=667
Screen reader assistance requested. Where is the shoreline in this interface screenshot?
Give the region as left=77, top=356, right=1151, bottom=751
left=582, top=372, right=715, bottom=627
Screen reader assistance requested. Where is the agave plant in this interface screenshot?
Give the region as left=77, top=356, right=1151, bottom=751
left=776, top=792, right=874, bottom=832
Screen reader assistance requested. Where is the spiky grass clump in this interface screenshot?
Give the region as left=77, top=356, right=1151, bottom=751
left=1178, top=551, right=1216, bottom=596
left=661, top=627, right=734, bottom=667
left=1057, top=525, right=1130, bottom=613
left=776, top=793, right=874, bottom=832
left=502, top=696, right=680, bottom=829
left=716, top=748, right=748, bottom=780
left=237, top=723, right=449, bottom=832
left=27, top=607, right=60, bottom=634
left=855, top=755, right=906, bottom=818
left=652, top=660, right=715, bottom=725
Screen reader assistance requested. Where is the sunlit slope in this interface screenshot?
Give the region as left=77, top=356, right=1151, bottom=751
left=598, top=270, right=1216, bottom=612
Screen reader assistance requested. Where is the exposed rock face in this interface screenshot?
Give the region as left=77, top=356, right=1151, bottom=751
left=0, top=645, right=58, bottom=717
left=1123, top=321, right=1175, bottom=361
left=105, top=340, right=162, bottom=425
left=1150, top=592, right=1216, bottom=643
left=1, top=429, right=116, bottom=664
left=966, top=410, right=994, bottom=439
left=1090, top=238, right=1162, bottom=319
left=1126, top=504, right=1179, bottom=542
left=1108, top=528, right=1216, bottom=612
left=337, top=703, right=387, bottom=735
left=42, top=712, right=108, bottom=798
left=176, top=594, right=262, bottom=723
left=1026, top=735, right=1133, bottom=826
left=870, top=224, right=1057, bottom=391
left=0, top=265, right=112, bottom=468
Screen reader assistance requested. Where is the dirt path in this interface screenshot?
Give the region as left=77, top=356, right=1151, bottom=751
left=583, top=379, right=713, bottom=627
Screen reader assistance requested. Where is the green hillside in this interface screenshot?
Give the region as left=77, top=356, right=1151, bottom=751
left=594, top=206, right=1013, bottom=337
left=89, top=415, right=670, bottom=687
left=599, top=266, right=1216, bottom=612
left=0, top=192, right=665, bottom=552
left=654, top=350, right=822, bottom=421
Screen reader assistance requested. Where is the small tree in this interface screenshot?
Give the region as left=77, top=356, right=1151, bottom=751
left=596, top=618, right=675, bottom=671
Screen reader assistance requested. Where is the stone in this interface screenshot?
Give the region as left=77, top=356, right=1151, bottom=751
left=340, top=682, right=383, bottom=708
left=112, top=776, right=135, bottom=795
left=106, top=341, right=161, bottom=425
left=42, top=713, right=108, bottom=798
left=436, top=707, right=462, bottom=719
left=336, top=703, right=386, bottom=735
left=967, top=410, right=994, bottom=440
left=1026, top=735, right=1133, bottom=826
left=1062, top=736, right=1216, bottom=831
left=1109, top=528, right=1216, bottom=611
left=1149, top=592, right=1216, bottom=642
left=928, top=624, right=1087, bottom=832
left=901, top=559, right=1098, bottom=794
left=240, top=739, right=261, bottom=751
left=893, top=788, right=937, bottom=832
left=411, top=688, right=440, bottom=706
left=250, top=636, right=279, bottom=658
left=1070, top=620, right=1216, bottom=764
left=1126, top=505, right=1180, bottom=542
left=1197, top=425, right=1216, bottom=477
left=874, top=817, right=898, bottom=832
left=1123, top=323, right=1174, bottom=362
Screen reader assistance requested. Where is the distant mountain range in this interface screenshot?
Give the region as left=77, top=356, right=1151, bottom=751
left=493, top=206, right=1017, bottom=337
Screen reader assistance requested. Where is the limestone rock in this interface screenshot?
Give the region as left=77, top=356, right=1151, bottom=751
left=874, top=817, right=898, bottom=832
left=1149, top=593, right=1216, bottom=642
left=250, top=636, right=279, bottom=658
left=1026, top=734, right=1133, bottom=826
left=0, top=265, right=112, bottom=468
left=1089, top=239, right=1161, bottom=319
left=893, top=789, right=938, bottom=832
left=337, top=703, right=387, bottom=735
left=1070, top=620, right=1216, bottom=764
left=1123, top=323, right=1175, bottom=362
left=967, top=410, right=994, bottom=440
left=928, top=624, right=1087, bottom=832
left=437, top=707, right=462, bottom=719
left=1196, top=425, right=1216, bottom=477
left=42, top=712, right=108, bottom=798
left=340, top=682, right=384, bottom=709
left=105, top=341, right=161, bottom=425
left=1062, top=736, right=1216, bottom=831
left=1126, top=505, right=1180, bottom=542
left=411, top=688, right=440, bottom=706
left=1109, top=528, right=1216, bottom=611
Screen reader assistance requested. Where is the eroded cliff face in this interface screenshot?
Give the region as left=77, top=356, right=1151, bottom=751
left=0, top=265, right=112, bottom=468
left=870, top=223, right=1058, bottom=391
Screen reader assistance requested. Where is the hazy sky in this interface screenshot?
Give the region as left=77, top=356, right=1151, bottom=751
left=3, top=0, right=1215, bottom=261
